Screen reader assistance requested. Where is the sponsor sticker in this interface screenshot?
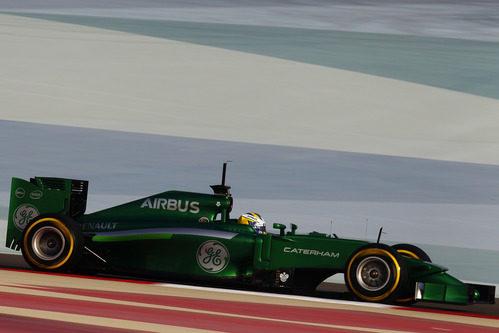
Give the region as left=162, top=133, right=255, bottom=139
left=82, top=222, right=118, bottom=231
left=13, top=204, right=39, bottom=231
left=283, top=247, right=340, bottom=259
left=196, top=240, right=230, bottom=273
left=29, top=190, right=43, bottom=200
left=279, top=272, right=290, bottom=283
left=15, top=187, right=26, bottom=199
left=140, top=197, right=200, bottom=214
left=198, top=217, right=210, bottom=223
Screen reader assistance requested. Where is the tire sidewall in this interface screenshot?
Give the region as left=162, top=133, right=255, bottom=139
left=392, top=243, right=431, bottom=304
left=393, top=243, right=431, bottom=262
left=21, top=213, right=83, bottom=271
left=345, top=244, right=407, bottom=303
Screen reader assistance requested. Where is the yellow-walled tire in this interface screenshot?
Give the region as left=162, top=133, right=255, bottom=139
left=392, top=243, right=431, bottom=305
left=21, top=214, right=84, bottom=272
left=393, top=243, right=431, bottom=262
left=345, top=244, right=408, bottom=303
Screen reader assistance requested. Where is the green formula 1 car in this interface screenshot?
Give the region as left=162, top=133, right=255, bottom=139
left=5, top=164, right=495, bottom=305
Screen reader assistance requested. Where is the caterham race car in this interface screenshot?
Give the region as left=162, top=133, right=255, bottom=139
left=5, top=164, right=495, bottom=305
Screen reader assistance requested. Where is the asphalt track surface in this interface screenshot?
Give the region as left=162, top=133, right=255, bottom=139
left=1, top=254, right=498, bottom=332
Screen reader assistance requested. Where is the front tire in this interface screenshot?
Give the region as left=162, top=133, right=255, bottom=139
left=393, top=243, right=431, bottom=262
left=345, top=244, right=407, bottom=303
left=21, top=214, right=84, bottom=272
left=392, top=243, right=431, bottom=304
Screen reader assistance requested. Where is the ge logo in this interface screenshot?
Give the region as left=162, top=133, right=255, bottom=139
left=196, top=240, right=230, bottom=273
left=13, top=204, right=39, bottom=231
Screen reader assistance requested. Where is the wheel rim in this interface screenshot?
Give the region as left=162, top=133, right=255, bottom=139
left=356, top=256, right=391, bottom=291
left=31, top=226, right=66, bottom=261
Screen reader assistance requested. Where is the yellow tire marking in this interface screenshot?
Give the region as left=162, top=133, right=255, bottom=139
left=23, top=217, right=74, bottom=270
left=395, top=296, right=415, bottom=303
left=394, top=249, right=420, bottom=303
left=346, top=248, right=401, bottom=302
left=396, top=249, right=420, bottom=260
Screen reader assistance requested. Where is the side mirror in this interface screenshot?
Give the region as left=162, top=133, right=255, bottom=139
left=273, top=223, right=286, bottom=236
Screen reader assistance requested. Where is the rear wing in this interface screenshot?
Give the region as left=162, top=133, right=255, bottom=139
left=5, top=177, right=88, bottom=251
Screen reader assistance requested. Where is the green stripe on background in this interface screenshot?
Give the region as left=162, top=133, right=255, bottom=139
left=7, top=12, right=499, bottom=100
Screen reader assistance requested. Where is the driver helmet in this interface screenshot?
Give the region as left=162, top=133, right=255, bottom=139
left=238, top=212, right=266, bottom=234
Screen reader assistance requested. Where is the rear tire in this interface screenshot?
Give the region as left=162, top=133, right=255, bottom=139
left=345, top=244, right=407, bottom=303
left=21, top=214, right=84, bottom=272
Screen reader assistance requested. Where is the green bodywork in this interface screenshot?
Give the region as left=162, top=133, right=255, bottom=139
left=5, top=176, right=495, bottom=304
